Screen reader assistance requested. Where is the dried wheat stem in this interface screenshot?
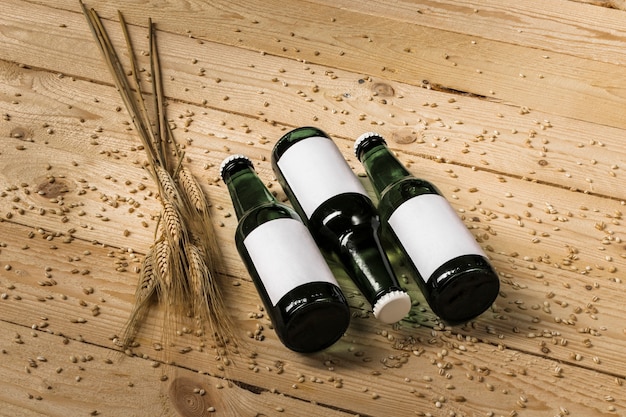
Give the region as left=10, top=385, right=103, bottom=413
left=118, top=11, right=160, bottom=161
left=80, top=3, right=158, bottom=165
left=149, top=18, right=170, bottom=169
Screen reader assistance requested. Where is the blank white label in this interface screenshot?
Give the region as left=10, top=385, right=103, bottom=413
left=243, top=217, right=339, bottom=305
left=388, top=194, right=486, bottom=282
left=277, top=136, right=368, bottom=218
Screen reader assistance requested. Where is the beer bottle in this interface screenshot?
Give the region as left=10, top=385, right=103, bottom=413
left=220, top=154, right=350, bottom=352
left=271, top=127, right=411, bottom=324
left=354, top=132, right=500, bottom=325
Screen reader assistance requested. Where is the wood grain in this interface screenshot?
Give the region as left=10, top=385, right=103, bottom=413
left=0, top=318, right=359, bottom=417
left=1, top=0, right=626, bottom=416
left=312, top=0, right=626, bottom=64
left=10, top=0, right=626, bottom=129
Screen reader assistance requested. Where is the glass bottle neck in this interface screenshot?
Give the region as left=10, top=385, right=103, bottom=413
left=224, top=166, right=277, bottom=220
left=360, top=143, right=413, bottom=199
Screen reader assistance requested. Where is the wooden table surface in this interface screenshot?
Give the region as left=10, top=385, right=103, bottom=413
left=2, top=1, right=626, bottom=416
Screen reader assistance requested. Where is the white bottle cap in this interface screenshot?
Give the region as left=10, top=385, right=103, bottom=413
left=372, top=290, right=412, bottom=324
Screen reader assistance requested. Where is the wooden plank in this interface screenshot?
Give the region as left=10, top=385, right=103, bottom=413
left=2, top=0, right=626, bottom=129
left=2, top=59, right=626, bottom=378
left=2, top=31, right=625, bottom=202
left=310, top=0, right=626, bottom=64
left=572, top=0, right=626, bottom=10
left=0, top=319, right=358, bottom=417
left=2, top=1, right=626, bottom=415
left=1, top=217, right=626, bottom=416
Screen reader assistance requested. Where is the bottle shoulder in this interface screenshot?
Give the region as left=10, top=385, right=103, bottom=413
left=236, top=202, right=301, bottom=238
left=310, top=193, right=377, bottom=227
left=305, top=192, right=379, bottom=252
left=272, top=127, right=330, bottom=160
left=316, top=192, right=375, bottom=211
left=377, top=177, right=440, bottom=217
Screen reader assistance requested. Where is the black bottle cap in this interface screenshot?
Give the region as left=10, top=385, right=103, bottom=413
left=354, top=132, right=387, bottom=161
left=219, top=154, right=253, bottom=181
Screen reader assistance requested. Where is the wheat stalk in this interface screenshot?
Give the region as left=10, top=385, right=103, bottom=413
left=82, top=2, right=238, bottom=364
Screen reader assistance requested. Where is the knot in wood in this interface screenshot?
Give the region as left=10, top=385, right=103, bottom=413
left=391, top=127, right=422, bottom=145
left=371, top=82, right=395, bottom=97
left=169, top=377, right=212, bottom=417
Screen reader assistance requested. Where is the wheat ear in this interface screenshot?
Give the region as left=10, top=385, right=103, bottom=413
left=154, top=238, right=171, bottom=289
left=120, top=248, right=159, bottom=350
left=178, top=167, right=208, bottom=213
left=154, top=164, right=180, bottom=202
left=184, top=239, right=236, bottom=348
left=161, top=200, right=183, bottom=244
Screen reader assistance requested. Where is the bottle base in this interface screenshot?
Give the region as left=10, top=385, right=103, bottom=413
left=282, top=299, right=350, bottom=353
left=429, top=256, right=500, bottom=325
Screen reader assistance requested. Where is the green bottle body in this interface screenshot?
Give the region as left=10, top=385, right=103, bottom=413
left=355, top=133, right=500, bottom=325
left=271, top=127, right=411, bottom=324
left=221, top=154, right=350, bottom=353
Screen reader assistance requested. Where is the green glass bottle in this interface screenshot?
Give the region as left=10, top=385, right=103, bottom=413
left=220, top=154, right=350, bottom=353
left=271, top=127, right=411, bottom=324
left=354, top=132, right=500, bottom=325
